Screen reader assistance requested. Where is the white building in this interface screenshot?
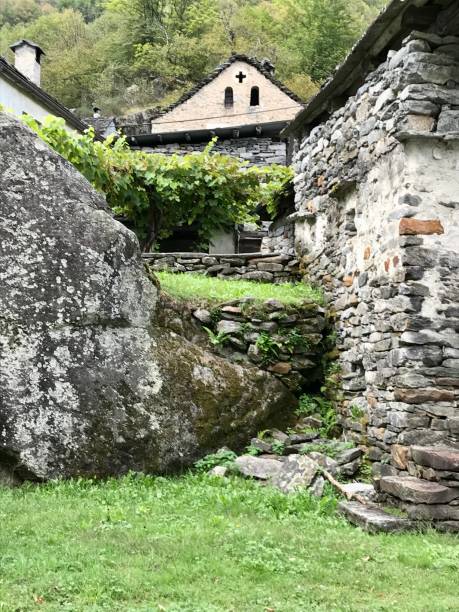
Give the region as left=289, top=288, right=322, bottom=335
left=0, top=39, right=87, bottom=133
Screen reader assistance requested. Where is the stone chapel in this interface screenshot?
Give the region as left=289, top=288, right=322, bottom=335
left=117, top=54, right=304, bottom=167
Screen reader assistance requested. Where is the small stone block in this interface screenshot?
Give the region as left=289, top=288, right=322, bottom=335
left=399, top=218, right=444, bottom=236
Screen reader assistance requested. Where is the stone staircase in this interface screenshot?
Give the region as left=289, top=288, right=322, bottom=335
left=339, top=446, right=459, bottom=534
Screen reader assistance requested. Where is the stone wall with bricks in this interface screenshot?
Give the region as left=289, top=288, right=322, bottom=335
left=143, top=251, right=300, bottom=283
left=291, top=31, right=459, bottom=478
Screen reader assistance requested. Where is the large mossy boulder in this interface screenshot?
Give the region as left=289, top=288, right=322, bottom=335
left=0, top=114, right=296, bottom=480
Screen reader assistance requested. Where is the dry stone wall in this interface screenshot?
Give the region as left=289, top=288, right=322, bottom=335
left=158, top=293, right=328, bottom=393
left=135, top=137, right=287, bottom=166
left=261, top=215, right=295, bottom=256
left=292, top=31, right=459, bottom=478
left=144, top=252, right=300, bottom=283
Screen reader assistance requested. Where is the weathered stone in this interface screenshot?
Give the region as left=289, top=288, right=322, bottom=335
left=308, top=452, right=339, bottom=475
left=208, top=466, right=228, bottom=477
left=216, top=320, right=242, bottom=335
left=221, top=306, right=243, bottom=316
left=394, top=388, right=455, bottom=403
left=289, top=431, right=320, bottom=444
left=309, top=475, right=326, bottom=497
left=411, top=446, right=459, bottom=472
left=437, top=109, right=459, bottom=133
left=0, top=114, right=298, bottom=479
left=263, top=299, right=285, bottom=311
left=257, top=262, right=284, bottom=272
left=434, top=521, right=459, bottom=533
left=202, top=256, right=218, bottom=266
left=399, top=218, right=444, bottom=236
left=193, top=309, right=212, bottom=324
left=242, top=271, right=273, bottom=282
left=250, top=438, right=272, bottom=453
left=448, top=418, right=459, bottom=435
left=268, top=362, right=292, bottom=375
left=270, top=429, right=289, bottom=443
left=341, top=482, right=376, bottom=501
left=271, top=455, right=318, bottom=493
left=338, top=502, right=414, bottom=533
left=339, top=458, right=361, bottom=477
left=391, top=445, right=410, bottom=470
left=380, top=476, right=459, bottom=504
left=235, top=456, right=282, bottom=480
left=403, top=503, right=459, bottom=521
left=335, top=447, right=363, bottom=465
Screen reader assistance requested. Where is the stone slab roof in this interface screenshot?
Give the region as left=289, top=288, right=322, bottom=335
left=284, top=0, right=459, bottom=136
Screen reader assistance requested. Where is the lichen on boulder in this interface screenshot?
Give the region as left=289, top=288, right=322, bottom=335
left=0, top=113, right=296, bottom=480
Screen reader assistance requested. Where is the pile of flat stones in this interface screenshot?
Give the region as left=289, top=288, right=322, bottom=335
left=340, top=446, right=459, bottom=534
left=143, top=252, right=300, bottom=283
left=210, top=427, right=367, bottom=499
left=192, top=298, right=326, bottom=388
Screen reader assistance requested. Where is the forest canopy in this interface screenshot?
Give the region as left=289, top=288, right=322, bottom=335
left=0, top=0, right=388, bottom=116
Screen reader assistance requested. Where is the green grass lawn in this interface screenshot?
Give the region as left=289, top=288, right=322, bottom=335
left=156, top=271, right=324, bottom=306
left=0, top=475, right=457, bottom=611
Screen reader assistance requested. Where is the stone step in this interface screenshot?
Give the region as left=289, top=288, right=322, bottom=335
left=380, top=476, right=459, bottom=504
left=412, top=446, right=459, bottom=472
left=338, top=501, right=415, bottom=534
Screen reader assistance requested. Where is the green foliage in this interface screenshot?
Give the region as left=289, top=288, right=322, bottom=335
left=245, top=444, right=262, bottom=456
left=203, top=327, right=230, bottom=347
left=300, top=440, right=355, bottom=459
left=255, top=332, right=282, bottom=364
left=350, top=404, right=365, bottom=420
left=22, top=114, right=291, bottom=251
left=194, top=449, right=237, bottom=472
left=282, top=328, right=311, bottom=354
left=296, top=393, right=318, bottom=417
left=157, top=271, right=324, bottom=306
left=0, top=0, right=389, bottom=115
left=270, top=440, right=285, bottom=456
left=296, top=394, right=339, bottom=439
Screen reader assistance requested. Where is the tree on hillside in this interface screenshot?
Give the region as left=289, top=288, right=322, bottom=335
left=0, top=0, right=390, bottom=115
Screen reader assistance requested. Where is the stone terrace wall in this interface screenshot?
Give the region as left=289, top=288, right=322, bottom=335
left=292, top=31, right=459, bottom=476
left=158, top=293, right=328, bottom=393
left=143, top=252, right=300, bottom=283
left=136, top=137, right=287, bottom=166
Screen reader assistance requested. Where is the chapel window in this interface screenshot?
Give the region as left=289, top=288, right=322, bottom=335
left=224, top=87, right=234, bottom=108
left=250, top=86, right=260, bottom=106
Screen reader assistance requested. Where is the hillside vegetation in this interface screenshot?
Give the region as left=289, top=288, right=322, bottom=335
left=0, top=0, right=388, bottom=116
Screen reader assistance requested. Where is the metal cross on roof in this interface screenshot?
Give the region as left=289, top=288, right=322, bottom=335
left=236, top=71, right=246, bottom=83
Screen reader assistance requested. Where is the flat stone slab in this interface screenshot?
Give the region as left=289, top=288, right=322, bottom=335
left=412, top=446, right=459, bottom=472
left=380, top=476, right=459, bottom=504
left=270, top=455, right=318, bottom=493
left=435, top=521, right=459, bottom=534
left=235, top=456, right=282, bottom=480
left=403, top=503, right=459, bottom=521
left=338, top=501, right=415, bottom=534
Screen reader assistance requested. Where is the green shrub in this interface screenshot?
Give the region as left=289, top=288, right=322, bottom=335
left=194, top=449, right=238, bottom=472
left=22, top=114, right=292, bottom=251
